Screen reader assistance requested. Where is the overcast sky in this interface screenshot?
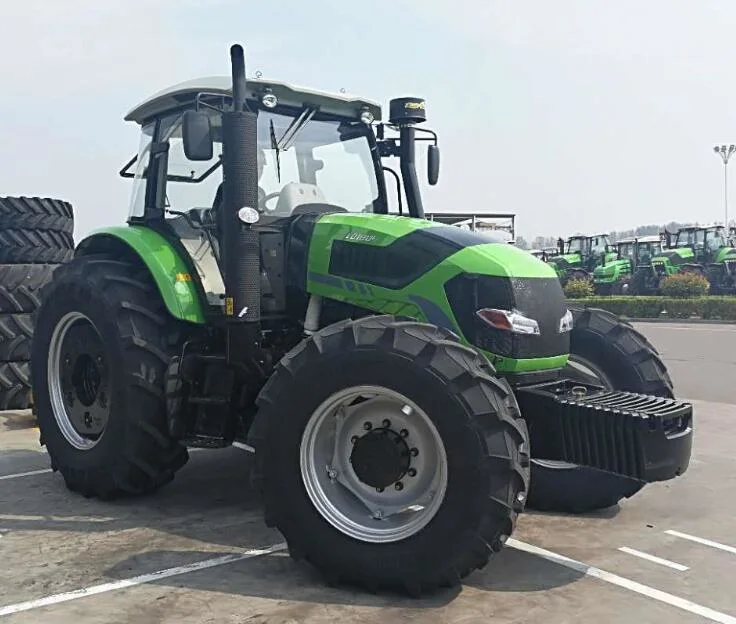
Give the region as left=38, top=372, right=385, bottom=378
left=1, top=0, right=734, bottom=241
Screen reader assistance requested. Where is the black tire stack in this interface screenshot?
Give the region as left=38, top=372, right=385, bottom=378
left=0, top=197, right=74, bottom=410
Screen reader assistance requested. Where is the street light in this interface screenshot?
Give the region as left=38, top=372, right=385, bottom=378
left=713, top=144, right=736, bottom=227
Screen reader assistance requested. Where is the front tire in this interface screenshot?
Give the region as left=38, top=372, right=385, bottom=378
left=251, top=315, right=530, bottom=595
left=526, top=306, right=674, bottom=513
left=31, top=255, right=190, bottom=499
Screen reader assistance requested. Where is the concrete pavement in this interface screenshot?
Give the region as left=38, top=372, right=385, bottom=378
left=0, top=323, right=732, bottom=623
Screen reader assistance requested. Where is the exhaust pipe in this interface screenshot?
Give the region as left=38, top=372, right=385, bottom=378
left=221, top=44, right=262, bottom=362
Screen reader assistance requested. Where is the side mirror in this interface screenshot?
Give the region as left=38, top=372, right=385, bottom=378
left=182, top=111, right=213, bottom=161
left=427, top=145, right=440, bottom=185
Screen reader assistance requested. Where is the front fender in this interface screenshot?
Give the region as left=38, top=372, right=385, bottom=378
left=75, top=225, right=206, bottom=324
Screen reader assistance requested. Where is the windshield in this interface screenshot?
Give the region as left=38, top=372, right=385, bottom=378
left=566, top=238, right=588, bottom=254
left=675, top=229, right=705, bottom=248
left=618, top=243, right=634, bottom=259
left=638, top=242, right=661, bottom=259
left=141, top=106, right=383, bottom=219
left=706, top=227, right=727, bottom=251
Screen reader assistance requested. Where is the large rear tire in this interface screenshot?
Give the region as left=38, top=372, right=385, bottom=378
left=251, top=315, right=530, bottom=596
left=526, top=306, right=674, bottom=513
left=30, top=254, right=190, bottom=498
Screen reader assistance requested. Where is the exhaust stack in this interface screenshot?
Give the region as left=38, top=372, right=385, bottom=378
left=221, top=44, right=262, bottom=359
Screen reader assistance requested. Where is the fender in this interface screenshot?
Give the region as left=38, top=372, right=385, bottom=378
left=75, top=225, right=206, bottom=324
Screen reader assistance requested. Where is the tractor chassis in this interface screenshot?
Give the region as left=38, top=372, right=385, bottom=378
left=514, top=377, right=693, bottom=483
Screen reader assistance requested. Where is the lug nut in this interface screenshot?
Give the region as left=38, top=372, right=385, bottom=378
left=395, top=482, right=404, bottom=491
left=376, top=487, right=384, bottom=493
left=400, top=429, right=409, bottom=437
left=382, top=419, right=391, bottom=428
left=408, top=468, right=417, bottom=477
left=410, top=448, right=419, bottom=457
left=351, top=435, right=358, bottom=443
left=363, top=422, right=372, bottom=431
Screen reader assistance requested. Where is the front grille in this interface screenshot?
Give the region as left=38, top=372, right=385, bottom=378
left=444, top=274, right=569, bottom=359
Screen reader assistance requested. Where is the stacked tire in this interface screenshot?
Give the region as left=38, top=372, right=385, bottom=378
left=0, top=197, right=74, bottom=410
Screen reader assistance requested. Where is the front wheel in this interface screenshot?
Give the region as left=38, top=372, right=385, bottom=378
left=251, top=315, right=530, bottom=595
left=526, top=306, right=674, bottom=513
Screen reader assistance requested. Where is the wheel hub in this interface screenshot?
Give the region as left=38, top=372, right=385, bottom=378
left=350, top=428, right=410, bottom=489
left=49, top=312, right=111, bottom=450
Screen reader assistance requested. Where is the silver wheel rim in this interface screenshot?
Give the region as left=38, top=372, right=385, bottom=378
left=533, top=354, right=614, bottom=469
left=300, top=385, right=448, bottom=543
left=48, top=311, right=109, bottom=451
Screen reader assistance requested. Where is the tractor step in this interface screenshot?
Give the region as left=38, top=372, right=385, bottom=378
left=515, top=379, right=693, bottom=482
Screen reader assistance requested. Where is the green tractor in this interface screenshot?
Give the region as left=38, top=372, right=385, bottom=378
left=644, top=225, right=736, bottom=294
left=594, top=235, right=665, bottom=295
left=546, top=233, right=616, bottom=285
left=29, top=44, right=693, bottom=595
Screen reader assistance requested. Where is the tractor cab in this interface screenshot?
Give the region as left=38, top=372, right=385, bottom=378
left=672, top=225, right=729, bottom=263
left=634, top=235, right=664, bottom=264
left=119, top=76, right=440, bottom=313
left=564, top=234, right=612, bottom=268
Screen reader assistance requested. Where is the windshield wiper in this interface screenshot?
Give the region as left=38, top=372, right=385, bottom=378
left=269, top=119, right=281, bottom=183
left=277, top=107, right=317, bottom=151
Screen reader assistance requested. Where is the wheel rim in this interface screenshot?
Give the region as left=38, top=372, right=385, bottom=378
left=533, top=354, right=614, bottom=470
left=300, top=385, right=448, bottom=544
left=48, top=312, right=111, bottom=450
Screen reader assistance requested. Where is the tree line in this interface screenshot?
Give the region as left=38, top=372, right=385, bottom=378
left=515, top=221, right=693, bottom=250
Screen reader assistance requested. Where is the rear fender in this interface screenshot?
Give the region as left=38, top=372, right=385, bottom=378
left=75, top=225, right=207, bottom=324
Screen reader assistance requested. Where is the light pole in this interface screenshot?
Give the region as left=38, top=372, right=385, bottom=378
left=713, top=144, right=736, bottom=227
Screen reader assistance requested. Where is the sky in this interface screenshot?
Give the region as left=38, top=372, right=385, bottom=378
left=1, top=0, right=735, bottom=242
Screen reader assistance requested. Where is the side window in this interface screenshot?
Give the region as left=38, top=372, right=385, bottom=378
left=162, top=114, right=223, bottom=215
left=127, top=122, right=155, bottom=219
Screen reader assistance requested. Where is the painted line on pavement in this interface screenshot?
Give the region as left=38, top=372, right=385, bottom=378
left=0, top=468, right=52, bottom=481
left=0, top=542, right=287, bottom=617
left=666, top=530, right=736, bottom=556
left=618, top=546, right=689, bottom=571
left=508, top=539, right=736, bottom=624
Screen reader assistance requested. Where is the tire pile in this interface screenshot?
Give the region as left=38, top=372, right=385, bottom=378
left=0, top=197, right=74, bottom=410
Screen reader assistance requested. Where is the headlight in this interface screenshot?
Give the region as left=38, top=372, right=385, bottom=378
left=476, top=308, right=540, bottom=335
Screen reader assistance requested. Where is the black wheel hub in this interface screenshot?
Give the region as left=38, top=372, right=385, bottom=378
left=60, top=321, right=110, bottom=438
left=349, top=428, right=411, bottom=489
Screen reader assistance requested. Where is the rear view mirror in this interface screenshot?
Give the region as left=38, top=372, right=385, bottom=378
left=428, top=145, right=440, bottom=185
left=182, top=111, right=213, bottom=161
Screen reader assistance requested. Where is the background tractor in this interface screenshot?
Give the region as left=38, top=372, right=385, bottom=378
left=29, top=43, right=693, bottom=596
left=546, top=233, right=616, bottom=285
left=594, top=234, right=665, bottom=295
left=645, top=225, right=736, bottom=294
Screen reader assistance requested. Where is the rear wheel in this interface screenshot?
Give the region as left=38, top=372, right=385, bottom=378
left=31, top=254, right=190, bottom=498
left=526, top=306, right=674, bottom=513
left=251, top=315, right=530, bottom=595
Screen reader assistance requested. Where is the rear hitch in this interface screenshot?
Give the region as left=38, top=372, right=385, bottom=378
left=514, top=379, right=693, bottom=483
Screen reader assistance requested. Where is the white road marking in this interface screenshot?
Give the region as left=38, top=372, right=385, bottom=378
left=0, top=542, right=287, bottom=617
left=0, top=513, right=115, bottom=523
left=232, top=441, right=255, bottom=453
left=508, top=539, right=736, bottom=624
left=635, top=324, right=736, bottom=332
left=666, top=530, right=736, bottom=556
left=618, top=546, right=689, bottom=571
left=0, top=468, right=52, bottom=481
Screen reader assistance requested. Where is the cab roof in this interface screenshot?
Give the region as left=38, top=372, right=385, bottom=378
left=124, top=76, right=382, bottom=125
left=636, top=235, right=662, bottom=243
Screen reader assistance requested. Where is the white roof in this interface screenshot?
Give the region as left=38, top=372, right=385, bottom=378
left=125, top=76, right=382, bottom=125
left=636, top=235, right=662, bottom=243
